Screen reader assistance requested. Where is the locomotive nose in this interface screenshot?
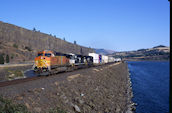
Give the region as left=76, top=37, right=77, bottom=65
left=34, top=56, right=48, bottom=68
left=38, top=59, right=46, bottom=67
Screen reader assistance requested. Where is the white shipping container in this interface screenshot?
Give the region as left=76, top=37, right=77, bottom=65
left=88, top=53, right=99, bottom=64
left=108, top=57, right=114, bottom=63
left=102, top=55, right=108, bottom=63
left=114, top=58, right=121, bottom=62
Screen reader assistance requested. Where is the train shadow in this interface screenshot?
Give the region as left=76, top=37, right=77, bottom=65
left=24, top=69, right=38, bottom=77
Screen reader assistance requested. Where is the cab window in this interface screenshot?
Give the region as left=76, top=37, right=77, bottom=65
left=45, top=53, right=51, bottom=57
left=38, top=53, right=43, bottom=56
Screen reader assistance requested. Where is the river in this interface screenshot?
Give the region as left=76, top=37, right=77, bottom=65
left=127, top=61, right=169, bottom=113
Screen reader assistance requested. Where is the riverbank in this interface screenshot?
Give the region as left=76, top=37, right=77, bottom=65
left=0, top=62, right=134, bottom=113
left=126, top=63, right=136, bottom=113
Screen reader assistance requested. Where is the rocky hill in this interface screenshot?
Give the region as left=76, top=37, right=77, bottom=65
left=110, top=45, right=170, bottom=61
left=0, top=21, right=94, bottom=63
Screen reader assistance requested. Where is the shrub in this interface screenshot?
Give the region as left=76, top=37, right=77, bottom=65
left=14, top=70, right=23, bottom=77
left=74, top=40, right=76, bottom=44
left=7, top=70, right=24, bottom=80
left=11, top=54, right=14, bottom=59
left=49, top=107, right=66, bottom=113
left=13, top=44, right=18, bottom=48
left=0, top=54, right=4, bottom=64
left=6, top=54, right=9, bottom=63
left=25, top=46, right=32, bottom=51
left=33, top=27, right=36, bottom=31
left=0, top=96, right=30, bottom=113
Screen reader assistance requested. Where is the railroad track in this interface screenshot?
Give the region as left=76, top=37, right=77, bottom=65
left=0, top=76, right=45, bottom=87
left=0, top=65, right=87, bottom=87
left=0, top=62, right=118, bottom=87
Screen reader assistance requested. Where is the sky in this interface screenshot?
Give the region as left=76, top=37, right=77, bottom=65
left=0, top=0, right=170, bottom=51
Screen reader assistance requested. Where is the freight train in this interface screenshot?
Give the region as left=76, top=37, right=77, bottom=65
left=32, top=50, right=118, bottom=75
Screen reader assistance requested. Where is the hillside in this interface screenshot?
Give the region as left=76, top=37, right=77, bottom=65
left=110, top=45, right=170, bottom=61
left=0, top=21, right=94, bottom=63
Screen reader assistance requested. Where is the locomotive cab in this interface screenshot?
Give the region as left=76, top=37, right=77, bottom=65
left=33, top=50, right=70, bottom=74
left=33, top=50, right=53, bottom=72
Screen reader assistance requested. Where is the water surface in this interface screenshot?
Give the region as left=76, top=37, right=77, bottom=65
left=127, top=61, right=169, bottom=113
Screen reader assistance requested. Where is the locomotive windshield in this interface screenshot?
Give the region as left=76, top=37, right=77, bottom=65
left=45, top=53, right=51, bottom=57
left=38, top=53, right=43, bottom=56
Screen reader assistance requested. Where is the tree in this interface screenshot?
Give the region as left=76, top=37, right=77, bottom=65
left=6, top=54, right=9, bottom=63
left=63, top=37, right=65, bottom=41
left=74, top=40, right=76, bottom=44
left=13, top=44, right=18, bottom=48
left=25, top=46, right=32, bottom=51
left=33, top=27, right=36, bottom=31
left=0, top=54, right=4, bottom=64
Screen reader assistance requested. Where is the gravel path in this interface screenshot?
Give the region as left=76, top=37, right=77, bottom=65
left=0, top=62, right=131, bottom=113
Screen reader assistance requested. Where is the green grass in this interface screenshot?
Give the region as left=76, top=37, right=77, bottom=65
left=49, top=107, right=66, bottom=113
left=0, top=96, right=67, bottom=113
left=13, top=70, right=23, bottom=77
left=6, top=70, right=24, bottom=80
left=13, top=44, right=18, bottom=48
left=0, top=96, right=30, bottom=113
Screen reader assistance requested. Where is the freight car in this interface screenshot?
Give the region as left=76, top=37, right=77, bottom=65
left=33, top=50, right=117, bottom=76
left=108, top=56, right=115, bottom=63
left=88, top=53, right=102, bottom=64
left=102, top=55, right=109, bottom=63
left=66, top=53, right=93, bottom=65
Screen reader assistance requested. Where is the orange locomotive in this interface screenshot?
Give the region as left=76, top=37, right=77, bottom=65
left=33, top=50, right=70, bottom=73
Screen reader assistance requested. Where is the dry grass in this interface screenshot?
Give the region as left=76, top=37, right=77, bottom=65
left=0, top=63, right=32, bottom=68
left=67, top=74, right=82, bottom=81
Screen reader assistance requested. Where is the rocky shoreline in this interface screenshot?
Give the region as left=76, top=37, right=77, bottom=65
left=0, top=62, right=135, bottom=113
left=125, top=65, right=136, bottom=113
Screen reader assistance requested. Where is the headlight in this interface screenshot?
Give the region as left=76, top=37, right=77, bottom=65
left=35, top=61, right=38, bottom=65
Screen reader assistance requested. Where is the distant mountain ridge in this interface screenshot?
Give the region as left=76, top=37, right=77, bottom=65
left=110, top=45, right=169, bottom=61
left=153, top=45, right=167, bottom=48
left=94, top=48, right=115, bottom=55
